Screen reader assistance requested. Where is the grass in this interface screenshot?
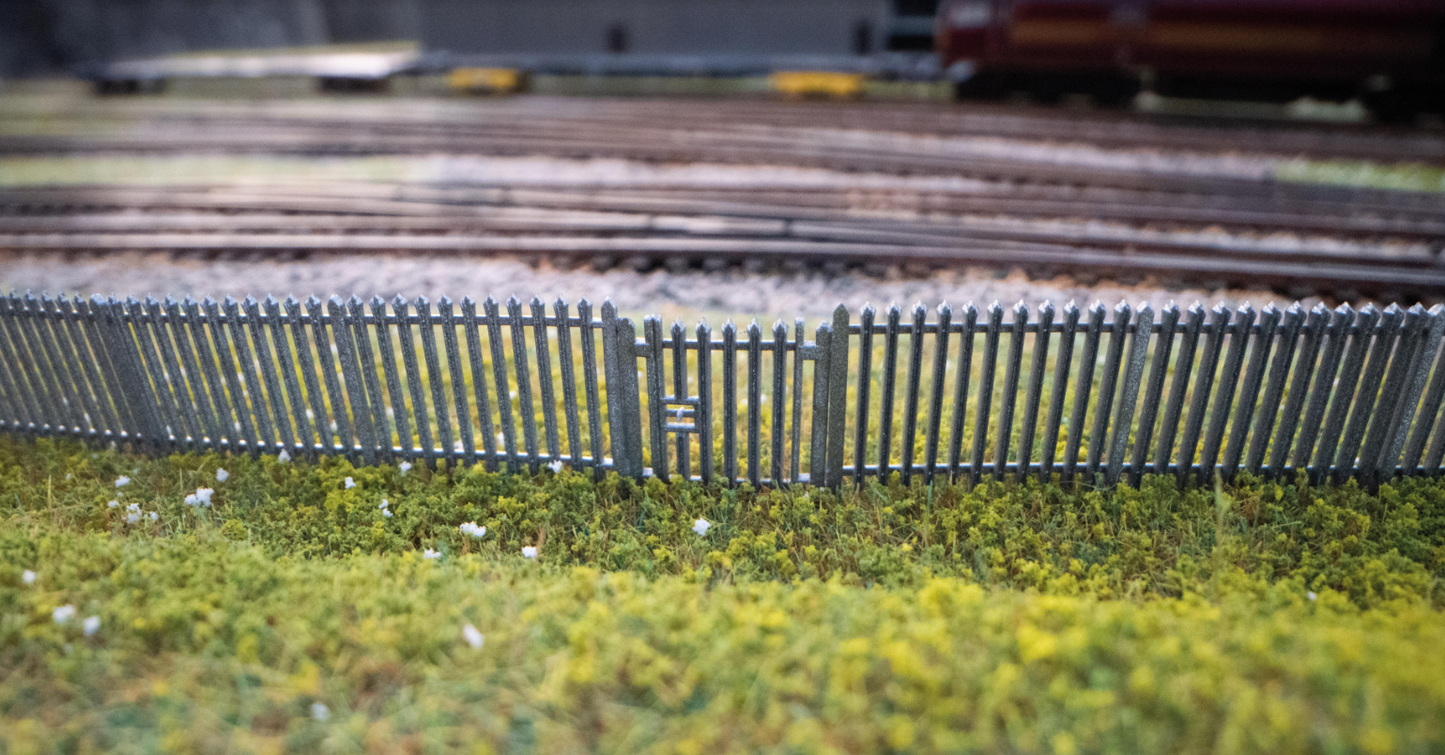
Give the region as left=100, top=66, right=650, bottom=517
left=2, top=436, right=1445, bottom=751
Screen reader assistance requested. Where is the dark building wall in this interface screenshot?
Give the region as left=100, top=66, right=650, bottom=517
left=418, top=0, right=888, bottom=56
left=3, top=0, right=892, bottom=77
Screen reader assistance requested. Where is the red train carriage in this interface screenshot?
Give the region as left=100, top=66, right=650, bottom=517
left=936, top=0, right=1445, bottom=120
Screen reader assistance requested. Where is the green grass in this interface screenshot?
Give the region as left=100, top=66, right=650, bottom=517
left=3, top=436, right=1445, bottom=752
left=1275, top=159, right=1445, bottom=193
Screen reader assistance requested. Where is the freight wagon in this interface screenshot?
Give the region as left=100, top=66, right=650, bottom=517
left=936, top=0, right=1445, bottom=120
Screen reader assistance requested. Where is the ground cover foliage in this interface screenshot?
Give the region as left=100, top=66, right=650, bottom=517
left=2, top=437, right=1444, bottom=753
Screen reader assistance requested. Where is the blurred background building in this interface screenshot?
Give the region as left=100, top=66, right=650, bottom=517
left=1, top=0, right=941, bottom=78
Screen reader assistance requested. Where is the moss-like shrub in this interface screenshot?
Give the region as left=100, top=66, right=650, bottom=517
left=2, top=438, right=1442, bottom=606
left=3, top=437, right=1445, bottom=752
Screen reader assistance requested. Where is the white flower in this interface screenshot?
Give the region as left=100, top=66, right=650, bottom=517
left=311, top=702, right=330, bottom=721
left=383, top=510, right=393, bottom=518
left=496, top=433, right=506, bottom=446
left=422, top=549, right=440, bottom=560
left=148, top=511, right=158, bottom=521
left=53, top=605, right=75, bottom=624
left=114, top=476, right=130, bottom=488
left=693, top=518, right=711, bottom=537
left=215, top=468, right=229, bottom=482
left=547, top=459, right=563, bottom=474
left=22, top=570, right=36, bottom=585
left=399, top=461, right=412, bottom=475
left=107, top=500, right=119, bottom=508
left=675, top=406, right=684, bottom=421
left=83, top=615, right=101, bottom=637
left=379, top=499, right=389, bottom=510
left=194, top=488, right=213, bottom=506
left=454, top=440, right=464, bottom=452
left=184, top=494, right=197, bottom=506
left=1307, top=591, right=1317, bottom=601
left=509, top=390, right=517, bottom=399
left=521, top=546, right=538, bottom=559
left=278, top=449, right=291, bottom=463
left=344, top=477, right=356, bottom=489
left=459, top=522, right=486, bottom=538
left=462, top=623, right=485, bottom=649
left=126, top=502, right=140, bottom=513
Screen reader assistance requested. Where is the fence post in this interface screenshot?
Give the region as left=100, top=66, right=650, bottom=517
left=600, top=301, right=636, bottom=479
left=825, top=305, right=850, bottom=488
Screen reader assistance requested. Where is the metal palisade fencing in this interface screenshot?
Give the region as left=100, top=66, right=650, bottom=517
left=2, top=292, right=1444, bottom=489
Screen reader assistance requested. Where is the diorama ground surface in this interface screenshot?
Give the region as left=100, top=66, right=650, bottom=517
left=2, top=437, right=1443, bottom=753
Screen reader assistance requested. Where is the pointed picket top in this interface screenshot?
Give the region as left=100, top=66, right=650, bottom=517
left=506, top=295, right=522, bottom=310
left=696, top=319, right=711, bottom=338
left=861, top=302, right=876, bottom=319
left=773, top=319, right=788, bottom=339
left=887, top=302, right=901, bottom=318
left=747, top=319, right=762, bottom=338
left=438, top=295, right=455, bottom=311
left=912, top=301, right=927, bottom=319
left=722, top=319, right=736, bottom=336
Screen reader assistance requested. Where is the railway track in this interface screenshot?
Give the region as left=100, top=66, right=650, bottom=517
left=2, top=96, right=1443, bottom=297
left=1, top=181, right=1440, bottom=297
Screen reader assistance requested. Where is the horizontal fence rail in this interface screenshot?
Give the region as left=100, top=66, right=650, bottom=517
left=2, top=292, right=1444, bottom=489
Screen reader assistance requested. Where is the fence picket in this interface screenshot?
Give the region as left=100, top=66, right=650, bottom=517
left=1040, top=301, right=1076, bottom=482
left=697, top=320, right=714, bottom=483
left=485, top=298, right=518, bottom=471
left=1064, top=303, right=1105, bottom=484
left=1018, top=301, right=1052, bottom=481
left=436, top=298, right=471, bottom=463
left=901, top=304, right=926, bottom=484
left=724, top=321, right=739, bottom=484
left=772, top=320, right=787, bottom=485
left=462, top=298, right=497, bottom=469
left=878, top=305, right=900, bottom=478
left=926, top=304, right=952, bottom=483
left=678, top=319, right=695, bottom=480
left=973, top=303, right=1004, bottom=482
left=745, top=321, right=761, bottom=487
left=373, top=297, right=411, bottom=460
left=996, top=303, right=1027, bottom=481
left=557, top=300, right=582, bottom=470
left=579, top=300, right=604, bottom=477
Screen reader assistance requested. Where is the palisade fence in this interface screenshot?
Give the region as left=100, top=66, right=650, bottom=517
left=2, top=292, right=1445, bottom=489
